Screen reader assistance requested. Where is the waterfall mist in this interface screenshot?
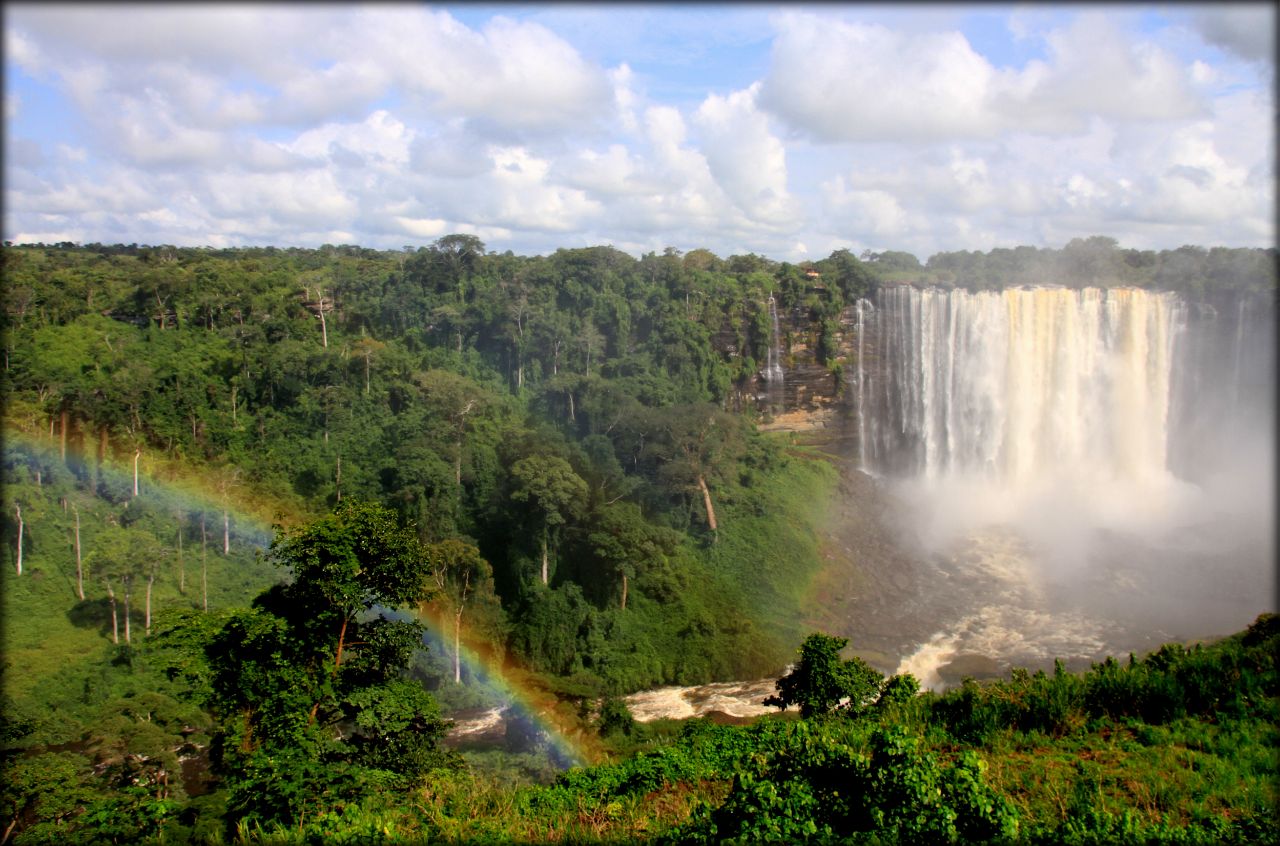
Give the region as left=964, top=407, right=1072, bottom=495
left=854, top=285, right=1274, bottom=685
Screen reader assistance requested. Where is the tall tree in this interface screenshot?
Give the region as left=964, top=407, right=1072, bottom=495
left=510, top=454, right=587, bottom=586
left=206, top=501, right=452, bottom=828
left=423, top=539, right=499, bottom=683
left=90, top=526, right=164, bottom=644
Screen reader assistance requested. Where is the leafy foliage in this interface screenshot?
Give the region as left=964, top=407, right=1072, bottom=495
left=205, top=502, right=457, bottom=829
left=765, top=633, right=885, bottom=717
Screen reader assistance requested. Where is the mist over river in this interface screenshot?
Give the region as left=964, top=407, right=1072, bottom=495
left=846, top=285, right=1276, bottom=690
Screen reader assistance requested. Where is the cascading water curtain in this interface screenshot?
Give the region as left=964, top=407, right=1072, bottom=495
left=858, top=286, right=1183, bottom=485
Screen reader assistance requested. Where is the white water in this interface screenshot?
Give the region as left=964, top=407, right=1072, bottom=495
left=765, top=295, right=785, bottom=384
left=856, top=298, right=872, bottom=472
left=624, top=677, right=790, bottom=722
left=863, top=286, right=1183, bottom=487
left=857, top=286, right=1272, bottom=689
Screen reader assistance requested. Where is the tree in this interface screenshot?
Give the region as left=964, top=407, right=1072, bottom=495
left=351, top=334, right=385, bottom=397
left=89, top=526, right=165, bottom=644
left=643, top=403, right=744, bottom=537
left=12, top=502, right=22, bottom=575
left=423, top=539, right=499, bottom=683
left=765, top=633, right=884, bottom=718
left=510, top=454, right=588, bottom=586
left=206, top=501, right=453, bottom=828
left=583, top=502, right=678, bottom=611
left=72, top=503, right=84, bottom=599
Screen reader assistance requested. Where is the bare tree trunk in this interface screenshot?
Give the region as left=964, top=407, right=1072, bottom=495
left=176, top=514, right=184, bottom=594
left=13, top=503, right=23, bottom=575
left=568, top=390, right=575, bottom=423
left=335, top=455, right=342, bottom=504
left=106, top=580, right=119, bottom=644
left=230, top=384, right=238, bottom=424
left=201, top=514, right=208, bottom=612
left=621, top=571, right=628, bottom=611
left=133, top=448, right=141, bottom=497
left=98, top=426, right=108, bottom=491
left=698, top=475, right=718, bottom=533
left=454, top=610, right=463, bottom=684
left=363, top=354, right=370, bottom=396
left=223, top=510, right=229, bottom=555
left=540, top=526, right=549, bottom=585
left=318, top=291, right=328, bottom=348
left=332, top=617, right=349, bottom=676
left=73, top=504, right=84, bottom=599
left=123, top=583, right=132, bottom=644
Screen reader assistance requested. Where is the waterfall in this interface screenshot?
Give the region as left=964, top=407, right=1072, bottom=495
left=855, top=299, right=870, bottom=472
left=860, top=286, right=1184, bottom=488
left=853, top=284, right=1272, bottom=687
left=765, top=294, right=784, bottom=384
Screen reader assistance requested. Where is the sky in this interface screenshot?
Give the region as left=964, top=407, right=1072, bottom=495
left=3, top=3, right=1275, bottom=262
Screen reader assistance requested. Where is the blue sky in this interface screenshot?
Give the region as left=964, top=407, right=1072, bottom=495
left=4, top=3, right=1274, bottom=261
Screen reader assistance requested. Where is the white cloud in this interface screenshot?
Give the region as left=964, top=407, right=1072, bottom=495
left=821, top=180, right=914, bottom=242
left=560, top=144, right=649, bottom=197
left=1192, top=6, right=1276, bottom=64
left=693, top=83, right=797, bottom=223
left=287, top=111, right=414, bottom=168
left=610, top=64, right=640, bottom=133
left=1, top=6, right=1272, bottom=258
left=205, top=169, right=357, bottom=227
left=7, top=5, right=614, bottom=140
left=56, top=144, right=87, bottom=163
left=760, top=16, right=998, bottom=142
left=759, top=12, right=1205, bottom=143
left=394, top=216, right=450, bottom=239
left=1018, top=14, right=1206, bottom=127
left=481, top=145, right=602, bottom=232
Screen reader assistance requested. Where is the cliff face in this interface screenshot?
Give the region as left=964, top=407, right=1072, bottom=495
left=729, top=301, right=861, bottom=451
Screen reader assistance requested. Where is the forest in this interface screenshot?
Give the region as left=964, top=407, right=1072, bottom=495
left=1, top=237, right=1276, bottom=844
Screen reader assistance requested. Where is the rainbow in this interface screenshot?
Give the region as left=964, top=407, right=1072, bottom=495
left=414, top=603, right=598, bottom=769
left=5, top=422, right=596, bottom=770
left=3, top=426, right=281, bottom=550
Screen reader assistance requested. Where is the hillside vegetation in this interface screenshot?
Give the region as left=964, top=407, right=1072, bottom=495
left=2, top=238, right=1276, bottom=843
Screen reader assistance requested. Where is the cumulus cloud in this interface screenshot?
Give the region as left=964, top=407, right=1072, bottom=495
left=7, top=5, right=614, bottom=137
left=759, top=16, right=997, bottom=142
left=759, top=12, right=1206, bottom=142
left=287, top=111, right=414, bottom=168
left=693, top=84, right=797, bottom=223
left=1192, top=5, right=1276, bottom=64
left=1, top=6, right=1272, bottom=259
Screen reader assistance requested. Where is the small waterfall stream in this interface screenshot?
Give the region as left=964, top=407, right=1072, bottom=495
left=763, top=294, right=785, bottom=412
